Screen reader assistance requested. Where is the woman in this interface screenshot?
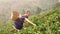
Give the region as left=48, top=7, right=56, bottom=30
left=11, top=10, right=36, bottom=32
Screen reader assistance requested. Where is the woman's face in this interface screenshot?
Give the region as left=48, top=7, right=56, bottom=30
left=25, top=10, right=30, bottom=16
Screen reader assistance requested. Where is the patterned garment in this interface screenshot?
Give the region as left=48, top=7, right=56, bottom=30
left=14, top=16, right=28, bottom=30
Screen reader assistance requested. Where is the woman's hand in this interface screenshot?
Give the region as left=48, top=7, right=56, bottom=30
left=25, top=18, right=36, bottom=26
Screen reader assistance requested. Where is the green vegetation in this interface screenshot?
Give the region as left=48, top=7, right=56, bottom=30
left=0, top=8, right=60, bottom=34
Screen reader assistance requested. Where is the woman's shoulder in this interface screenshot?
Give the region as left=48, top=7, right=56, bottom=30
left=22, top=15, right=28, bottom=18
left=19, top=14, right=28, bottom=19
left=21, top=15, right=26, bottom=18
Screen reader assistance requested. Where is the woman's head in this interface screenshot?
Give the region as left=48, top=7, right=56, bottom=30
left=11, top=11, right=19, bottom=21
left=24, top=10, right=30, bottom=17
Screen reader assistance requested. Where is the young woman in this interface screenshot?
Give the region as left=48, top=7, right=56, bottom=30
left=11, top=10, right=36, bottom=32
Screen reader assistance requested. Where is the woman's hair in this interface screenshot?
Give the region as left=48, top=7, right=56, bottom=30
left=12, top=11, right=19, bottom=21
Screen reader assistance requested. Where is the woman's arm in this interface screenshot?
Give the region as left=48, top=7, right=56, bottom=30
left=10, top=12, right=13, bottom=19
left=25, top=18, right=36, bottom=26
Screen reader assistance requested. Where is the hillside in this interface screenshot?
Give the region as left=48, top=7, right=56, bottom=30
left=0, top=8, right=60, bottom=34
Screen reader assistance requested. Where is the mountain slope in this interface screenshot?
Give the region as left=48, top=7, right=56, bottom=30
left=0, top=8, right=60, bottom=34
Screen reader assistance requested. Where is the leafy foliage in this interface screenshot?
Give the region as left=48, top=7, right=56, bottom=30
left=0, top=8, right=60, bottom=34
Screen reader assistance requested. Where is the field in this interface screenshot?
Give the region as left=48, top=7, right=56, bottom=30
left=0, top=8, right=60, bottom=34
